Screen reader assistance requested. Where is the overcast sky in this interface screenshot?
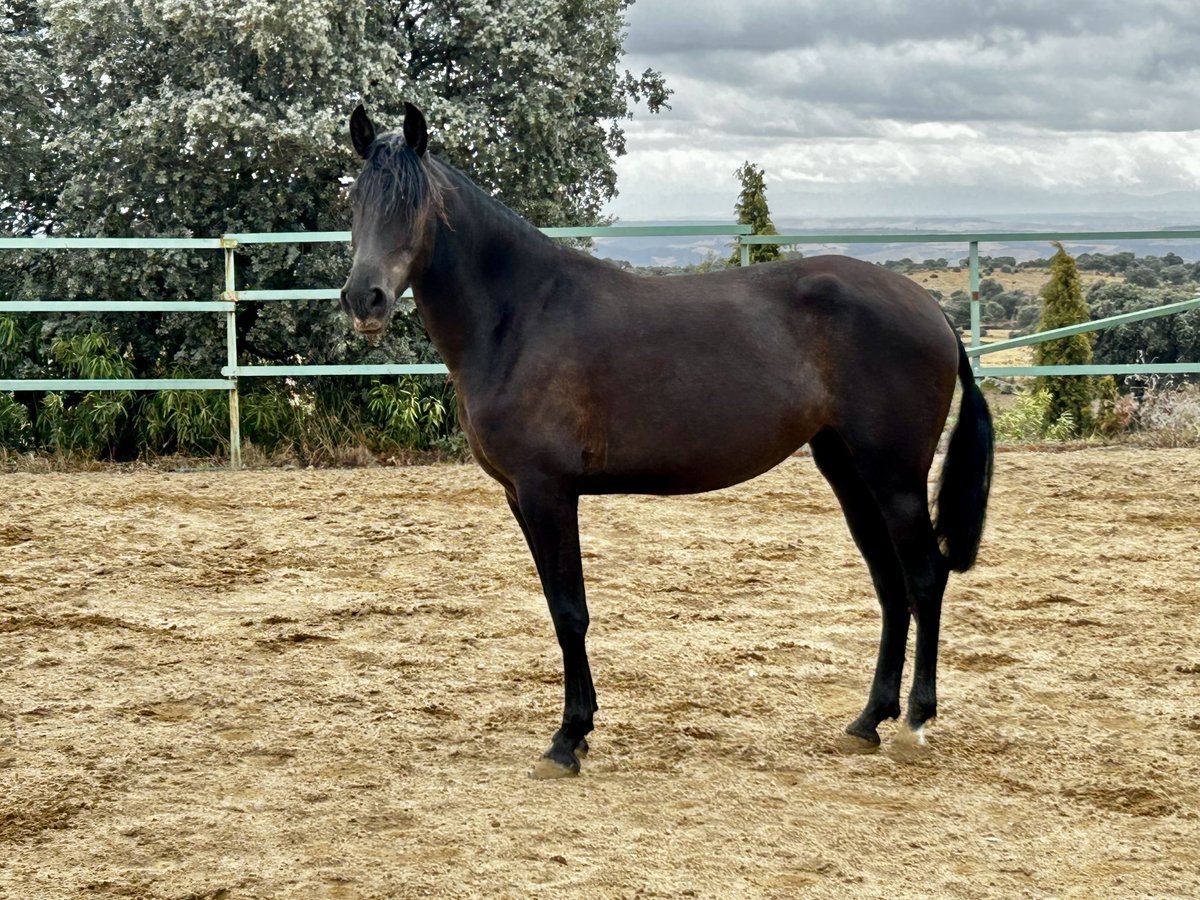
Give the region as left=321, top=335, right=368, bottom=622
left=604, top=0, right=1200, bottom=221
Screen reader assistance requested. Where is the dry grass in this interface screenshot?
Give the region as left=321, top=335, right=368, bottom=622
left=907, top=266, right=1120, bottom=297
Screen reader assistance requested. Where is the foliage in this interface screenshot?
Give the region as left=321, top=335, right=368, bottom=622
left=1126, top=265, right=1160, bottom=288
left=728, top=162, right=781, bottom=266
left=1033, top=243, right=1096, bottom=436
left=142, top=381, right=229, bottom=456
left=979, top=278, right=1003, bottom=300
left=0, top=391, right=31, bottom=449
left=1014, top=305, right=1040, bottom=330
left=1, top=0, right=666, bottom=461
left=4, top=0, right=668, bottom=238
left=367, top=377, right=451, bottom=451
left=992, top=389, right=1077, bottom=443
left=1089, top=282, right=1200, bottom=371
left=940, top=290, right=972, bottom=330
left=237, top=376, right=459, bottom=464
left=42, top=331, right=137, bottom=457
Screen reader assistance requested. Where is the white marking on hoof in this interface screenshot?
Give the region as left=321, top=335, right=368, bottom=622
left=530, top=757, right=579, bottom=781
left=888, top=723, right=933, bottom=763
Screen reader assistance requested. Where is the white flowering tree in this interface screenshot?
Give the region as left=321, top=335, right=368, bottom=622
left=0, top=0, right=667, bottom=455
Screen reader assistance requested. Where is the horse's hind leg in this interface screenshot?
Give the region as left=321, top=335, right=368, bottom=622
left=865, top=470, right=949, bottom=738
left=897, top=517, right=949, bottom=735
left=811, top=431, right=910, bottom=745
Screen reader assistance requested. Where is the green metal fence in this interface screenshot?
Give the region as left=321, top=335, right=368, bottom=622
left=741, top=230, right=1200, bottom=377
left=3, top=226, right=1199, bottom=467
left=0, top=225, right=753, bottom=467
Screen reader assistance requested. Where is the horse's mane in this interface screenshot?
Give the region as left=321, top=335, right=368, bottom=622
left=356, top=134, right=446, bottom=226
left=357, top=135, right=561, bottom=253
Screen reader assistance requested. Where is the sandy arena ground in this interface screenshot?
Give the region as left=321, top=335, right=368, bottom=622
left=2, top=448, right=1199, bottom=898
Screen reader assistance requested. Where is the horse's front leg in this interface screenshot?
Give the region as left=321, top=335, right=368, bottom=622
left=510, top=479, right=596, bottom=778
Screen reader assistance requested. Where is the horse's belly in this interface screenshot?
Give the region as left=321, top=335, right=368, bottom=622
left=582, top=409, right=818, bottom=495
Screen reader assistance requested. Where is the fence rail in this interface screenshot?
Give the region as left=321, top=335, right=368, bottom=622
left=3, top=225, right=1199, bottom=467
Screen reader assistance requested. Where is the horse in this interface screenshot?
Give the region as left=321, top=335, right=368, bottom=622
left=340, top=103, right=994, bottom=778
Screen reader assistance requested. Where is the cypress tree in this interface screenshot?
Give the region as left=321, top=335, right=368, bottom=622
left=729, top=162, right=781, bottom=265
left=1033, top=243, right=1096, bottom=435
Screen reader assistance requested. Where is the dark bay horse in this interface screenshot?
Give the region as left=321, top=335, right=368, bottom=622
left=341, top=103, right=994, bottom=778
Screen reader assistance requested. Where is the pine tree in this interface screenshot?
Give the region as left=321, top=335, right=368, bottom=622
left=729, top=162, right=781, bottom=266
left=1033, top=243, right=1096, bottom=436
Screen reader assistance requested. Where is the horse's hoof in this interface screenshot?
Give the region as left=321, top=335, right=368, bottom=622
left=530, top=756, right=580, bottom=780
left=844, top=718, right=882, bottom=747
left=835, top=733, right=881, bottom=755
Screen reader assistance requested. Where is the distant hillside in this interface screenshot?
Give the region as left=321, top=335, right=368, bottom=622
left=590, top=212, right=1200, bottom=268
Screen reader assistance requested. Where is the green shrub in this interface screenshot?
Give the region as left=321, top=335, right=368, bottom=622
left=367, top=378, right=452, bottom=451
left=994, top=389, right=1077, bottom=443
left=0, top=393, right=31, bottom=450
left=1015, top=305, right=1040, bottom=330
left=141, top=384, right=229, bottom=457
left=26, top=331, right=140, bottom=458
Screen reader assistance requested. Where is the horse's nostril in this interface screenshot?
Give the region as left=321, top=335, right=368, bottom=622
left=369, top=287, right=388, bottom=311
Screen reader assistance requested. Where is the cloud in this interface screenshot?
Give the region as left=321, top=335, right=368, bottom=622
left=608, top=0, right=1200, bottom=219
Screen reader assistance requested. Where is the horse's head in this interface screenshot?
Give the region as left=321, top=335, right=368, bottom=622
left=341, top=103, right=441, bottom=339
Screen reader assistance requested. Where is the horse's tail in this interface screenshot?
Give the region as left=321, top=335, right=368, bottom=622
left=933, top=335, right=994, bottom=572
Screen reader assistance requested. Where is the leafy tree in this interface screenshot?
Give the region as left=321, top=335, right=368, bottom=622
left=1126, top=265, right=1160, bottom=288
left=1033, top=243, right=1095, bottom=435
left=1108, top=251, right=1136, bottom=272
left=995, top=289, right=1030, bottom=319
left=1014, top=304, right=1040, bottom=331
left=982, top=300, right=1006, bottom=323
left=728, top=161, right=780, bottom=266
left=940, top=290, right=971, bottom=330
left=1, top=0, right=668, bottom=457
left=1090, top=282, right=1200, bottom=372
left=1162, top=264, right=1190, bottom=285
left=1076, top=253, right=1110, bottom=272
left=979, top=278, right=1004, bottom=300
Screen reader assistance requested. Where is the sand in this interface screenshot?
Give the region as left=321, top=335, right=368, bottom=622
left=2, top=448, right=1198, bottom=898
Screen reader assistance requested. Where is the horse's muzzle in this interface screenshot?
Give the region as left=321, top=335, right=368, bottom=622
left=340, top=284, right=394, bottom=341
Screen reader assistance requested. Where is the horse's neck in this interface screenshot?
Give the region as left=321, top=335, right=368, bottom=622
left=411, top=163, right=558, bottom=375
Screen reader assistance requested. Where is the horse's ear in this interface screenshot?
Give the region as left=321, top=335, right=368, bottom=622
left=403, top=102, right=428, bottom=157
left=350, top=104, right=377, bottom=159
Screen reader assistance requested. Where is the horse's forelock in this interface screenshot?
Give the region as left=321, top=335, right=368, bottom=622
left=358, top=135, right=443, bottom=225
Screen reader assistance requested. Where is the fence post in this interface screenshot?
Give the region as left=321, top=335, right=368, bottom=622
left=222, top=239, right=242, bottom=469
left=968, top=240, right=981, bottom=374
left=739, top=239, right=750, bottom=268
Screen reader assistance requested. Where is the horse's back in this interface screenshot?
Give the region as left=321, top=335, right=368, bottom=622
left=463, top=252, right=960, bottom=493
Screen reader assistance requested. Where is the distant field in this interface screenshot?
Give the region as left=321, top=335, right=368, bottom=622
left=907, top=266, right=1121, bottom=297
left=972, top=328, right=1032, bottom=368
